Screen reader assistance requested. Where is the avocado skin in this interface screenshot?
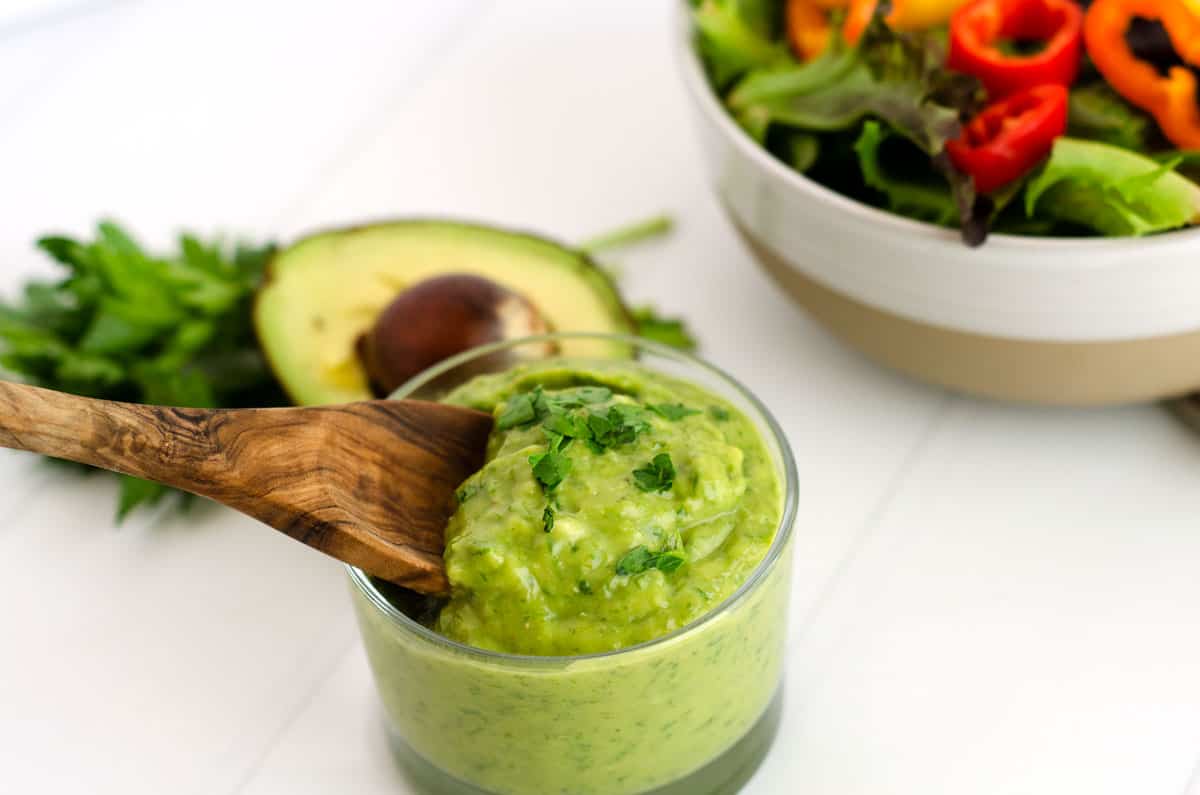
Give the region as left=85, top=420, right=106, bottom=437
left=254, top=219, right=636, bottom=406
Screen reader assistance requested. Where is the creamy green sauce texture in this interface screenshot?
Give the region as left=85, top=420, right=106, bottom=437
left=434, top=361, right=782, bottom=656
left=357, top=359, right=793, bottom=795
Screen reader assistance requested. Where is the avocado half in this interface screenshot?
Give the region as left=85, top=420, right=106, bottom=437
left=254, top=220, right=635, bottom=406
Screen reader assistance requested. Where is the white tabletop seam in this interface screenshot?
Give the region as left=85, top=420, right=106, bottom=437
left=789, top=391, right=957, bottom=648
left=0, top=1, right=130, bottom=126
left=1183, top=749, right=1200, bottom=795
left=227, top=636, right=359, bottom=795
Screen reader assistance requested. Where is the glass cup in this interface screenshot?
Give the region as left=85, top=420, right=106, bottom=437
left=348, top=333, right=798, bottom=795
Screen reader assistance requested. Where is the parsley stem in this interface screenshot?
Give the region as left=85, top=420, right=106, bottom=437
left=578, top=214, right=674, bottom=255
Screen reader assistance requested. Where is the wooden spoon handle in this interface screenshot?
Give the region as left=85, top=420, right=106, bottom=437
left=0, top=380, right=486, bottom=593
left=0, top=381, right=334, bottom=521
left=0, top=380, right=229, bottom=489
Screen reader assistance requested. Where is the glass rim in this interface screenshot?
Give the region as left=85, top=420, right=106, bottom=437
left=347, top=331, right=799, bottom=666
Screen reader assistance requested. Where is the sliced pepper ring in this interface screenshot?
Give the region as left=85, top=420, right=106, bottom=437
left=1084, top=0, right=1200, bottom=149
left=946, top=83, right=1069, bottom=193
left=947, top=0, right=1084, bottom=99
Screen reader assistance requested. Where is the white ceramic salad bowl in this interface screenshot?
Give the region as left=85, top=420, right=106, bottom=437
left=674, top=3, right=1200, bottom=406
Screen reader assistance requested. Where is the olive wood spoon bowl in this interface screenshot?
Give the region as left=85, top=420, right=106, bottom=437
left=0, top=381, right=494, bottom=594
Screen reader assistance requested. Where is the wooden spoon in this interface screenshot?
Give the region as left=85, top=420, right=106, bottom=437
left=0, top=381, right=494, bottom=594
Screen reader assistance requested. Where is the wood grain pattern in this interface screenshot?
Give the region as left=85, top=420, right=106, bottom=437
left=0, top=381, right=493, bottom=594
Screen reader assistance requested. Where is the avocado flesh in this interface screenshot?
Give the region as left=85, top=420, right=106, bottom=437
left=255, top=220, right=634, bottom=406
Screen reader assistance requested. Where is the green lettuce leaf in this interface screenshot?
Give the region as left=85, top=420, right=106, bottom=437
left=728, top=44, right=860, bottom=109
left=1067, top=82, right=1151, bottom=151
left=732, top=16, right=983, bottom=157
left=692, top=0, right=788, bottom=89
left=785, top=132, right=821, bottom=172
left=727, top=11, right=991, bottom=242
left=1025, top=138, right=1200, bottom=236
left=854, top=121, right=958, bottom=225
left=1153, top=149, right=1200, bottom=183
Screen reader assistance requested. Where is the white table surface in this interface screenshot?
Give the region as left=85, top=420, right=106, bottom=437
left=1, top=2, right=1198, bottom=794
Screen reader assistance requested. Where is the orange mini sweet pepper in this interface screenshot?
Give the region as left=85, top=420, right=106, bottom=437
left=1084, top=0, right=1200, bottom=148
left=788, top=0, right=970, bottom=60
left=786, top=0, right=837, bottom=60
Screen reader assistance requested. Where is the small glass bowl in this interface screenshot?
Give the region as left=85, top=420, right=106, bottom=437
left=348, top=333, right=798, bottom=795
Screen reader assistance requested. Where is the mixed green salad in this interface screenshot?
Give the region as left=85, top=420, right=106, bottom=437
left=691, top=0, right=1200, bottom=244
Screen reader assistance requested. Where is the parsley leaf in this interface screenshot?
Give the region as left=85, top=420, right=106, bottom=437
left=649, top=403, right=700, bottom=421
left=0, top=221, right=284, bottom=521
left=116, top=475, right=170, bottom=521
left=633, top=306, right=699, bottom=352
left=633, top=453, right=676, bottom=493
left=542, top=505, right=555, bottom=533
left=709, top=406, right=731, bottom=422
left=615, top=544, right=687, bottom=576
left=529, top=451, right=572, bottom=491
left=578, top=579, right=593, bottom=595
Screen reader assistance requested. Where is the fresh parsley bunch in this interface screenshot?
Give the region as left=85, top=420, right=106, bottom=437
left=0, top=221, right=287, bottom=519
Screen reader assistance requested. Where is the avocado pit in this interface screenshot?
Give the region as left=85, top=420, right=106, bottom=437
left=356, top=274, right=556, bottom=396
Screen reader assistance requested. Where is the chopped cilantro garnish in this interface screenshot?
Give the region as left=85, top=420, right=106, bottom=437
left=587, top=404, right=650, bottom=452
left=578, top=579, right=593, bottom=595
left=609, top=403, right=650, bottom=429
left=543, top=429, right=569, bottom=453
left=649, top=403, right=700, bottom=421
left=572, top=386, right=612, bottom=404
left=708, top=406, right=731, bottom=422
left=655, top=551, right=686, bottom=573
left=615, top=545, right=655, bottom=575
left=496, top=392, right=537, bottom=429
left=543, top=411, right=590, bottom=443
left=529, top=451, right=572, bottom=491
left=496, top=386, right=654, bottom=456
left=542, top=505, right=555, bottom=533
left=633, top=453, right=675, bottom=493
left=534, top=385, right=609, bottom=413
left=615, top=544, right=687, bottom=576
left=584, top=412, right=613, bottom=453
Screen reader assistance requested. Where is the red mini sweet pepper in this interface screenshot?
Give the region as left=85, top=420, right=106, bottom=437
left=946, top=83, right=1069, bottom=193
left=948, top=0, right=1084, bottom=99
